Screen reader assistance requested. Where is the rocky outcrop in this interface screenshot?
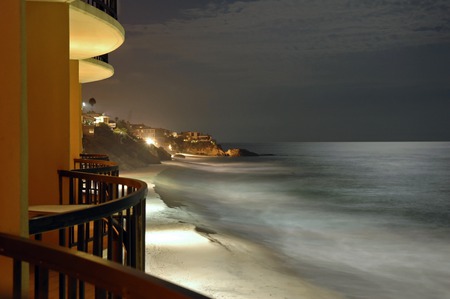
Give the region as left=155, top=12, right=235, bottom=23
left=178, top=142, right=226, bottom=156
left=167, top=136, right=260, bottom=157
left=225, top=148, right=259, bottom=157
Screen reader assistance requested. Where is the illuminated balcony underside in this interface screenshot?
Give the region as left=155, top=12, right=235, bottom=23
left=70, top=0, right=124, bottom=59
left=79, top=58, right=114, bottom=83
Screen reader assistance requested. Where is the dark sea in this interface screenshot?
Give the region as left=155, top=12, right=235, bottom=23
left=154, top=142, right=450, bottom=299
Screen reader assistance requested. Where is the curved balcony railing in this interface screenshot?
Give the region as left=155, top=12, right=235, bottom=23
left=22, top=155, right=209, bottom=298
left=28, top=169, right=148, bottom=298
left=0, top=233, right=209, bottom=299
left=73, top=158, right=119, bottom=176
left=79, top=153, right=110, bottom=160
left=82, top=0, right=118, bottom=19
left=30, top=169, right=146, bottom=260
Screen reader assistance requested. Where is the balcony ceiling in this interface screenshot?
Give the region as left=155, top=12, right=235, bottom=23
left=79, top=58, right=114, bottom=83
left=70, top=0, right=125, bottom=60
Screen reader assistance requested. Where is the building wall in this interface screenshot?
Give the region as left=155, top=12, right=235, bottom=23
left=0, top=1, right=115, bottom=295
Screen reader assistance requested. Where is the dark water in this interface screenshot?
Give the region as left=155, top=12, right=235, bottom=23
left=154, top=142, right=450, bottom=299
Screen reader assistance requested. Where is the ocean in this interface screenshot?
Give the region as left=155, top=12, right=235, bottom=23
left=153, top=142, right=450, bottom=299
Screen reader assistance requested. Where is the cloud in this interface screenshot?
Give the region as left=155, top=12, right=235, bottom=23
left=126, top=0, right=449, bottom=49
left=85, top=0, right=450, bottom=142
left=123, top=0, right=449, bottom=85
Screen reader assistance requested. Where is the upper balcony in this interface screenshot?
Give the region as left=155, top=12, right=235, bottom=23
left=70, top=0, right=124, bottom=60
left=71, top=0, right=124, bottom=83
left=27, top=0, right=124, bottom=60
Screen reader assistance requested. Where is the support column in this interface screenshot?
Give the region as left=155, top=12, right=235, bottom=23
left=0, top=0, right=29, bottom=296
left=70, top=60, right=83, bottom=163
left=27, top=1, right=71, bottom=206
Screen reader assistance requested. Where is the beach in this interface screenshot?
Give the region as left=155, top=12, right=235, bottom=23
left=123, top=164, right=343, bottom=299
left=123, top=143, right=450, bottom=299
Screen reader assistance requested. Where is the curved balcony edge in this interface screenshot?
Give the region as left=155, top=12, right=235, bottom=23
left=79, top=57, right=114, bottom=83
left=70, top=0, right=125, bottom=60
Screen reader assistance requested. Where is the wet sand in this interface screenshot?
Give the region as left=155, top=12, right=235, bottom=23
left=123, top=164, right=342, bottom=299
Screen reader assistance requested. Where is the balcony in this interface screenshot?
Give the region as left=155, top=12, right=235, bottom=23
left=0, top=156, right=208, bottom=298
left=0, top=233, right=208, bottom=298
left=70, top=0, right=124, bottom=60
left=69, top=0, right=124, bottom=83
left=79, top=57, right=114, bottom=83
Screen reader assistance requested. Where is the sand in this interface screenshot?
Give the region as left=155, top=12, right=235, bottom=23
left=123, top=164, right=342, bottom=299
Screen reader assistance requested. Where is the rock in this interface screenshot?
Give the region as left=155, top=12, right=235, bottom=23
left=225, top=148, right=259, bottom=157
left=171, top=141, right=226, bottom=156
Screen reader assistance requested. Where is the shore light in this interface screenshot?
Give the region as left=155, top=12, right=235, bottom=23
left=146, top=137, right=155, bottom=145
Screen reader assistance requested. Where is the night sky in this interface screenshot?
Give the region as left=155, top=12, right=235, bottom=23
left=83, top=0, right=450, bottom=142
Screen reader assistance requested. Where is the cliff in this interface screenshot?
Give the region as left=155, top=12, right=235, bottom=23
left=83, top=124, right=170, bottom=170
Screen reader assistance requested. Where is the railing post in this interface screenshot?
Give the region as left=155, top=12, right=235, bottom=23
left=34, top=234, right=49, bottom=299
left=59, top=229, right=66, bottom=299
left=68, top=277, right=77, bottom=299
left=13, top=259, right=22, bottom=299
left=136, top=200, right=146, bottom=271
left=77, top=224, right=86, bottom=299
left=125, top=209, right=131, bottom=267
left=107, top=216, right=113, bottom=261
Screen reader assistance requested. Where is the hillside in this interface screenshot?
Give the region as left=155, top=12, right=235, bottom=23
left=83, top=124, right=170, bottom=170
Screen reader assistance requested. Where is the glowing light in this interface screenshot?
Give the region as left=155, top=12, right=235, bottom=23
left=146, top=229, right=209, bottom=247
left=146, top=138, right=155, bottom=145
left=168, top=144, right=173, bottom=151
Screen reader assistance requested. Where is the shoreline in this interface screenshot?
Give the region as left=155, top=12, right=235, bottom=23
left=123, top=163, right=343, bottom=299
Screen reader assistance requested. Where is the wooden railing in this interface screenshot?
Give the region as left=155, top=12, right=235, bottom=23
left=79, top=153, right=110, bottom=161
left=73, top=158, right=119, bottom=176
left=18, top=155, right=210, bottom=298
left=30, top=170, right=147, bottom=260
left=28, top=169, right=149, bottom=298
left=0, top=233, right=209, bottom=299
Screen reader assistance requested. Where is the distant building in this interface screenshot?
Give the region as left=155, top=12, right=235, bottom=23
left=130, top=124, right=153, bottom=140
left=129, top=124, right=173, bottom=146
left=181, top=131, right=213, bottom=142
left=82, top=112, right=115, bottom=136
